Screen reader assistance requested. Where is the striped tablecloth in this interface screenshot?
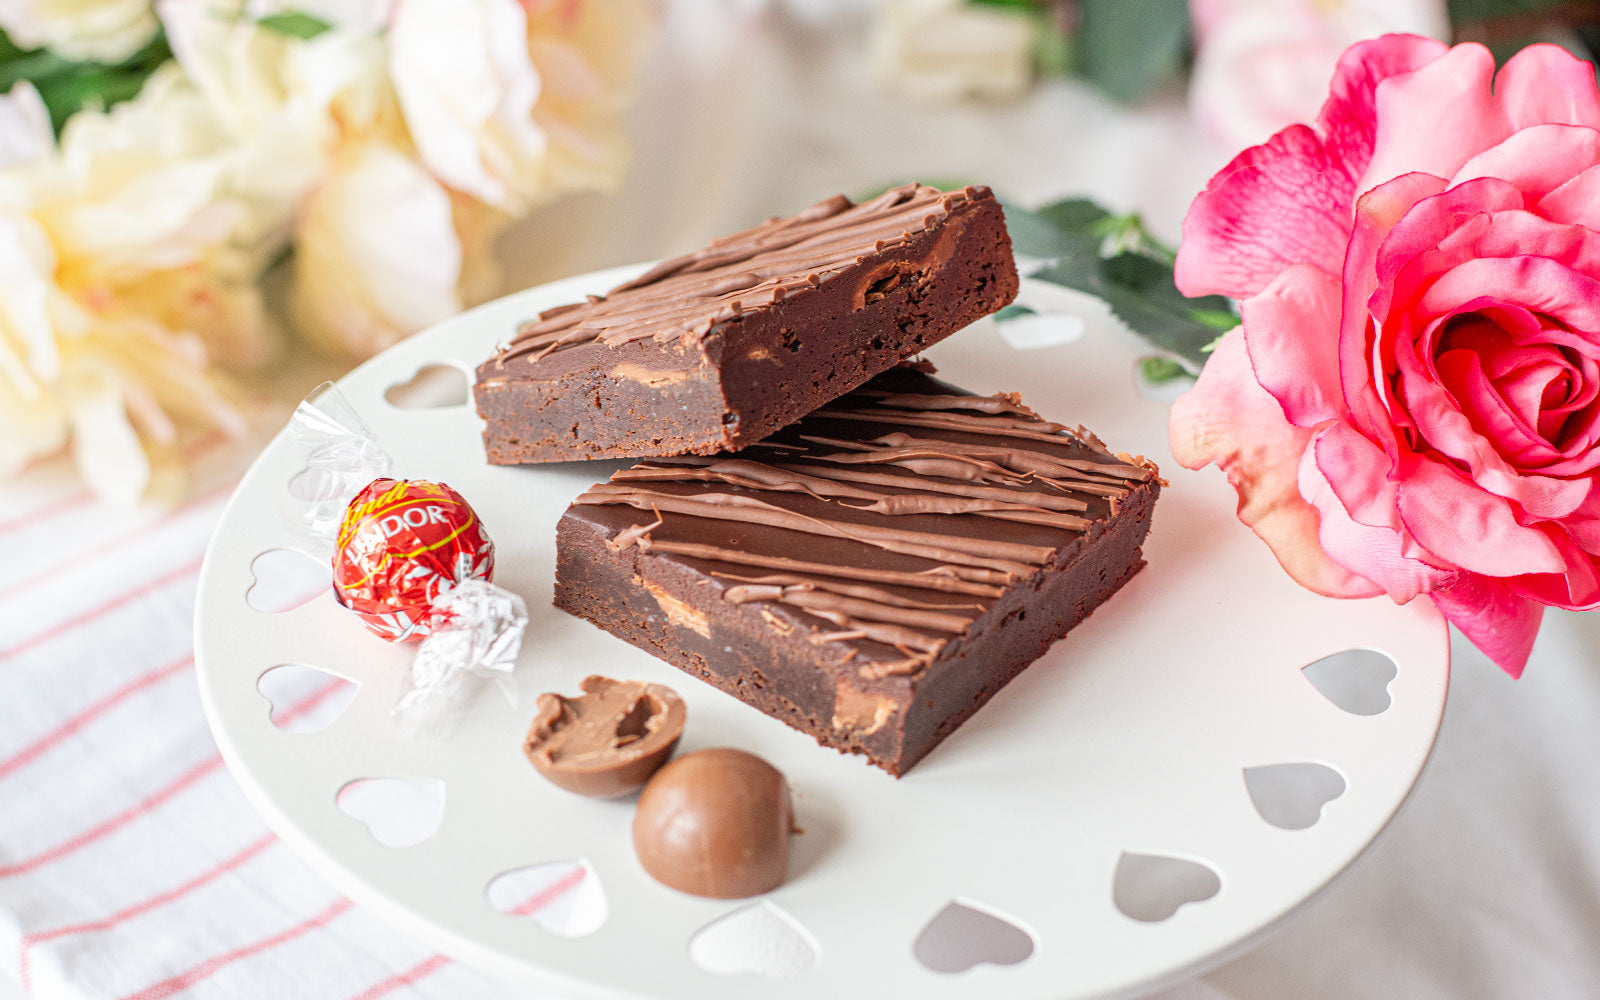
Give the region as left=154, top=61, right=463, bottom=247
left=0, top=415, right=1247, bottom=1000
left=0, top=431, right=580, bottom=1000
left=3, top=413, right=1597, bottom=1000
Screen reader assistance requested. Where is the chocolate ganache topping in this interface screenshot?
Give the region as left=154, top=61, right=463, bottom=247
left=569, top=370, right=1159, bottom=680
left=490, top=184, right=984, bottom=367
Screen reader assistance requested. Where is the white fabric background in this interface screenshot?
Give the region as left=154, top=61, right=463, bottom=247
left=1, top=3, right=1597, bottom=999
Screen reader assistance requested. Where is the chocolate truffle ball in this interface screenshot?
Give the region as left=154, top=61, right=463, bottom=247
left=524, top=676, right=686, bottom=798
left=632, top=748, right=792, bottom=898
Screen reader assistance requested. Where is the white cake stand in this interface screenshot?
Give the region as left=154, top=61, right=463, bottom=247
left=195, top=266, right=1449, bottom=1000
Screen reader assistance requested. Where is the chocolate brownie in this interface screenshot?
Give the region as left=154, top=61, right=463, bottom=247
left=553, top=367, right=1160, bottom=776
left=474, top=184, right=1017, bottom=464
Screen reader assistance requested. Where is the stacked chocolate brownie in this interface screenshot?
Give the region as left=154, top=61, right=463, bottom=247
left=474, top=183, right=1159, bottom=776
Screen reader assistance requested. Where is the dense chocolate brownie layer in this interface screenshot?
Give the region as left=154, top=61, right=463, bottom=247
left=475, top=184, right=1017, bottom=464
left=554, top=368, right=1160, bottom=776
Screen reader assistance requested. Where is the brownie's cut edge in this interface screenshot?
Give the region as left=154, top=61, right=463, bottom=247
left=552, top=368, right=1160, bottom=776
left=475, top=184, right=1018, bottom=465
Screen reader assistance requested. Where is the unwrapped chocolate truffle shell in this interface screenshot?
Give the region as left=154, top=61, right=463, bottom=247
left=632, top=748, right=792, bottom=898
left=524, top=676, right=686, bottom=798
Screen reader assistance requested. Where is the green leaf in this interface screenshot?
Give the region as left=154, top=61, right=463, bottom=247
left=0, top=26, right=173, bottom=135
left=1139, top=356, right=1189, bottom=384
left=1200, top=332, right=1228, bottom=354
left=1031, top=12, right=1075, bottom=76
left=1078, top=0, right=1190, bottom=104
left=1033, top=248, right=1233, bottom=368
left=256, top=11, right=334, bottom=40
left=1447, top=0, right=1564, bottom=24
left=1008, top=192, right=1237, bottom=368
left=1003, top=197, right=1111, bottom=259
left=994, top=304, right=1037, bottom=321
left=1190, top=307, right=1239, bottom=332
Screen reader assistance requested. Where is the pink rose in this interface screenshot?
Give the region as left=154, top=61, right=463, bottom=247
left=1170, top=35, right=1600, bottom=676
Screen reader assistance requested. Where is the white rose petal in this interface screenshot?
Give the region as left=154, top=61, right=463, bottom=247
left=389, top=0, right=547, bottom=211
left=872, top=0, right=1035, bottom=103
left=0, top=216, right=61, bottom=391
left=159, top=0, right=390, bottom=258
left=291, top=142, right=463, bottom=358
left=69, top=375, right=151, bottom=507
left=0, top=82, right=53, bottom=172
left=0, top=0, right=159, bottom=64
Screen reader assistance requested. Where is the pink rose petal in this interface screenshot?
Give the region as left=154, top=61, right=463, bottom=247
left=1450, top=124, right=1600, bottom=203
left=1170, top=330, right=1382, bottom=598
left=1506, top=524, right=1600, bottom=610
left=1317, top=34, right=1451, bottom=188
left=1339, top=173, right=1450, bottom=457
left=1395, top=456, right=1567, bottom=576
left=1176, top=34, right=1448, bottom=300
left=1176, top=126, right=1359, bottom=299
left=1241, top=264, right=1347, bottom=427
left=1430, top=575, right=1542, bottom=677
left=1493, top=43, right=1600, bottom=131
left=1300, top=425, right=1454, bottom=603
left=1537, top=164, right=1600, bottom=228
left=1418, top=256, right=1600, bottom=334
left=1359, top=43, right=1511, bottom=198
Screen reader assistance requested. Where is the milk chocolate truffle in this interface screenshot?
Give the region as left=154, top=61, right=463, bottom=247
left=632, top=748, right=793, bottom=898
left=524, top=676, right=686, bottom=797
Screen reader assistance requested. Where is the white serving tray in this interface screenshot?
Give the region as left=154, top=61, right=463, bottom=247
left=195, top=267, right=1449, bottom=1000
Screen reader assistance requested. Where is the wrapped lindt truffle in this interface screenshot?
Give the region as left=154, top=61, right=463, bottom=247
left=286, top=382, right=528, bottom=738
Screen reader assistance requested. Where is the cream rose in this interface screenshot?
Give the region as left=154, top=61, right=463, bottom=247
left=388, top=0, right=652, bottom=213
left=0, top=0, right=158, bottom=63
left=289, top=141, right=463, bottom=359
left=0, top=67, right=257, bottom=502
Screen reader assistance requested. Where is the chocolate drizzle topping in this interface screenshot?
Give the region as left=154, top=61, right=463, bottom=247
left=569, top=371, right=1155, bottom=678
left=491, top=184, right=978, bottom=366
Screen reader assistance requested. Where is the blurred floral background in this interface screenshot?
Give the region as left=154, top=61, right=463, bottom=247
left=3, top=0, right=1599, bottom=506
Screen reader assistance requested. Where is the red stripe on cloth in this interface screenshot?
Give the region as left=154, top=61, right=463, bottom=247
left=0, top=431, right=229, bottom=541
left=17, top=834, right=277, bottom=989
left=272, top=676, right=351, bottom=729
left=0, top=555, right=204, bottom=660
left=342, top=865, right=585, bottom=1000
left=0, top=756, right=224, bottom=879
left=510, top=864, right=588, bottom=916
left=0, top=675, right=348, bottom=878
left=343, top=868, right=584, bottom=1000
left=0, top=654, right=194, bottom=783
left=0, top=476, right=240, bottom=607
left=345, top=954, right=452, bottom=1000
left=117, top=896, right=354, bottom=1000
left=0, top=492, right=95, bottom=538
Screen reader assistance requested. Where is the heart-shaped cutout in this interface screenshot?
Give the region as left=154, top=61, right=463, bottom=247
left=486, top=860, right=606, bottom=938
left=1303, top=648, right=1396, bottom=716
left=257, top=664, right=358, bottom=733
left=1113, top=852, right=1221, bottom=922
left=336, top=777, right=444, bottom=848
left=689, top=902, right=819, bottom=980
left=385, top=364, right=468, bottom=409
left=246, top=549, right=329, bottom=613
left=913, top=901, right=1034, bottom=974
left=1244, top=762, right=1346, bottom=831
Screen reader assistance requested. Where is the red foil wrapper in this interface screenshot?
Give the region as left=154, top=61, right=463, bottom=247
left=333, top=478, right=496, bottom=642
